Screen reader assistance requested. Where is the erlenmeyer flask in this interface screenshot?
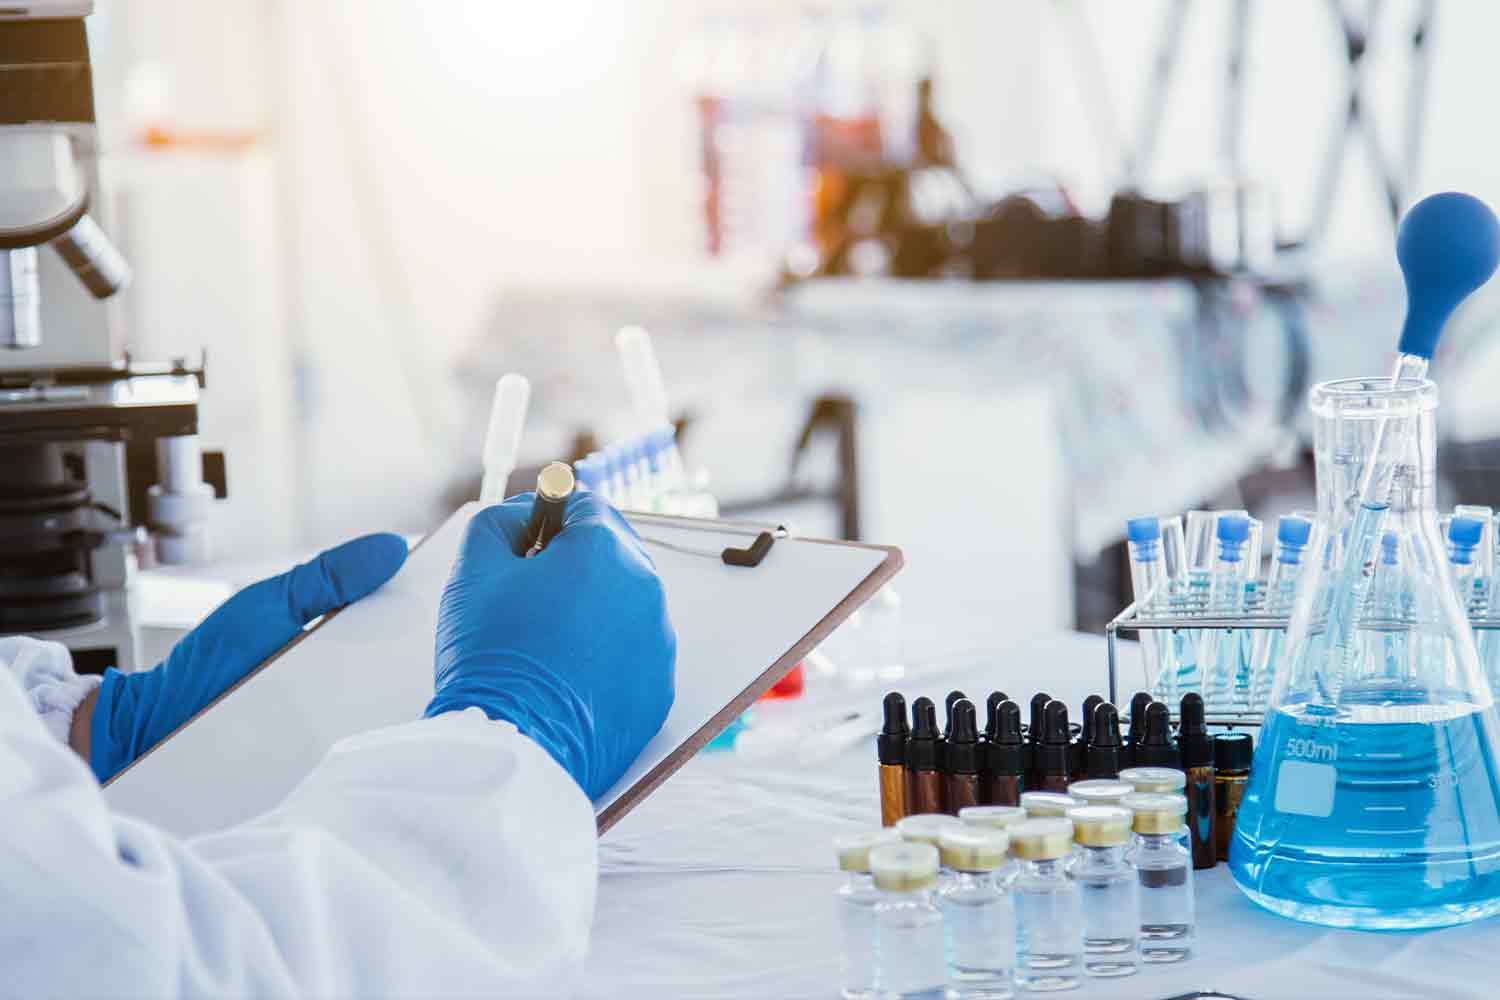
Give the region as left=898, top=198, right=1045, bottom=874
left=1229, top=377, right=1500, bottom=929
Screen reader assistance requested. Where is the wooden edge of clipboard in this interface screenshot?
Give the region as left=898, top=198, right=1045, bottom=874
left=594, top=534, right=904, bottom=835
left=105, top=511, right=906, bottom=842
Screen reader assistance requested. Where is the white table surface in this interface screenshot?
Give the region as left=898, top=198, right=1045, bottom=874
left=583, top=631, right=1490, bottom=1000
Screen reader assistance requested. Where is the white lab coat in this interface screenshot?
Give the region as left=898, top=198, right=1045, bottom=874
left=0, top=636, right=598, bottom=999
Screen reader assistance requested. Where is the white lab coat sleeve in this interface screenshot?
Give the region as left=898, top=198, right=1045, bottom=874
left=0, top=644, right=598, bottom=1000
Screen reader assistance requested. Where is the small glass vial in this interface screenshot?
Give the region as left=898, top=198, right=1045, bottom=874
left=1123, top=793, right=1195, bottom=963
left=1065, top=805, right=1139, bottom=978
left=869, top=841, right=947, bottom=999
left=1019, top=792, right=1080, bottom=818
left=1010, top=818, right=1083, bottom=992
left=938, top=826, right=1016, bottom=999
left=834, top=830, right=901, bottom=999
left=959, top=806, right=1027, bottom=887
left=1066, top=780, right=1134, bottom=807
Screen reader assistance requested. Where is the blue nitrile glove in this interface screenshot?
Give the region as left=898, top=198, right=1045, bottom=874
left=90, top=533, right=409, bottom=782
left=426, top=491, right=677, bottom=799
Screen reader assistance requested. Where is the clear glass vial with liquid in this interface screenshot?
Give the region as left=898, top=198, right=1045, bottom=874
left=834, top=830, right=900, bottom=999
left=1010, top=818, right=1083, bottom=992
left=1230, top=377, right=1500, bottom=929
left=937, top=826, right=1016, bottom=999
left=1065, top=805, right=1139, bottom=978
left=1123, top=793, right=1194, bottom=962
left=869, top=842, right=947, bottom=1000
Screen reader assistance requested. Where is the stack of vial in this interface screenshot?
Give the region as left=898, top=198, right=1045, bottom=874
left=835, top=794, right=1194, bottom=997
left=1128, top=505, right=1500, bottom=714
left=572, top=426, right=718, bottom=517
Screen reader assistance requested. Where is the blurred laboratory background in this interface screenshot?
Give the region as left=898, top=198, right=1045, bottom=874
left=90, top=0, right=1500, bottom=659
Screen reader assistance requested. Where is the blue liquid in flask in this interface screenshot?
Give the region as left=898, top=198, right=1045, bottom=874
left=1230, top=693, right=1500, bottom=929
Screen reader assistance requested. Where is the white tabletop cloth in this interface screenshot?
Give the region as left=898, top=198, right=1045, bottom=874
left=584, top=632, right=1490, bottom=1000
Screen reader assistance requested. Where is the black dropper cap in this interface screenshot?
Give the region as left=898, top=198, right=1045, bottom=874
left=984, top=699, right=1025, bottom=776
left=984, top=692, right=1009, bottom=741
left=878, top=692, right=909, bottom=766
left=1037, top=700, right=1071, bottom=777
left=1176, top=692, right=1214, bottom=769
left=945, top=699, right=979, bottom=775
left=1087, top=702, right=1123, bottom=778
left=907, top=696, right=939, bottom=772
left=1126, top=692, right=1153, bottom=745
left=1133, top=701, right=1178, bottom=767
left=1214, top=731, right=1254, bottom=773
left=943, top=690, right=967, bottom=739
left=1074, top=694, right=1104, bottom=774
left=1028, top=692, right=1052, bottom=743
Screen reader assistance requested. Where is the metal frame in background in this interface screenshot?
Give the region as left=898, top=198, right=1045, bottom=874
left=1103, top=600, right=1500, bottom=726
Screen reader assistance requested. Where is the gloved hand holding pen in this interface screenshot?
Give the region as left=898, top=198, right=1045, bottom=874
left=427, top=490, right=677, bottom=799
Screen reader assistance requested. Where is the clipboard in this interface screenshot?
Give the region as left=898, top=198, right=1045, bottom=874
left=103, top=503, right=903, bottom=836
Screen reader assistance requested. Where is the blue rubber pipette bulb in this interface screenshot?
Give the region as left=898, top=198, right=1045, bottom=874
left=1397, top=192, right=1500, bottom=360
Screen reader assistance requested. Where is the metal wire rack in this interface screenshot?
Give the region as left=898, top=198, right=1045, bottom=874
left=1103, top=601, right=1500, bottom=727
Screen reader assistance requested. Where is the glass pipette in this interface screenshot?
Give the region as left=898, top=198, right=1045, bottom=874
left=1318, top=193, right=1500, bottom=705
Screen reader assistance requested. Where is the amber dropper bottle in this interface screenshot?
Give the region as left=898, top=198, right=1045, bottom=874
left=1124, top=691, right=1153, bottom=767
left=942, top=700, right=982, bottom=814
left=1134, top=702, right=1178, bottom=768
left=877, top=692, right=909, bottom=826
left=1176, top=693, right=1217, bottom=870
left=905, top=697, right=943, bottom=816
left=982, top=699, right=1025, bottom=806
left=1026, top=692, right=1051, bottom=785
left=1086, top=702, right=1123, bottom=779
left=1036, top=701, right=1073, bottom=793
left=1072, top=694, right=1103, bottom=782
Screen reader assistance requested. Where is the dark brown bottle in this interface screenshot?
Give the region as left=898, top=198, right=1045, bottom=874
left=1072, top=694, right=1104, bottom=782
left=1036, top=700, right=1072, bottom=793
left=1124, top=691, right=1153, bottom=767
left=1086, top=702, right=1123, bottom=779
left=1214, top=731, right=1253, bottom=862
left=1176, top=693, right=1217, bottom=870
left=1133, top=701, right=1178, bottom=767
left=1026, top=692, right=1051, bottom=786
left=905, top=697, right=943, bottom=815
left=942, top=700, right=981, bottom=815
left=981, top=699, right=1025, bottom=806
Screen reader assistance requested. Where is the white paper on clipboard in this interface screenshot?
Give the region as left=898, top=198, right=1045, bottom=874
left=103, top=503, right=903, bottom=835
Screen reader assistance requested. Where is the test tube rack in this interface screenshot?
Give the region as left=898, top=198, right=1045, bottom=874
left=1104, top=597, right=1500, bottom=726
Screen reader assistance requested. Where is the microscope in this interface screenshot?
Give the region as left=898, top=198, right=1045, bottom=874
left=1, top=2, right=221, bottom=672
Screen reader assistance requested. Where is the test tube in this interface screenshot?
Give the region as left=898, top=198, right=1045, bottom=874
left=1249, top=514, right=1313, bottom=712
left=1448, top=515, right=1486, bottom=612
left=1202, top=514, right=1251, bottom=713
left=479, top=373, right=531, bottom=504
left=1159, top=515, right=1197, bottom=701
left=1455, top=505, right=1495, bottom=614
left=1126, top=518, right=1175, bottom=699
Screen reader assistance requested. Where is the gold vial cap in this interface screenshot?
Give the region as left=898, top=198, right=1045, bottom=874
left=938, top=826, right=1010, bottom=872
left=870, top=841, right=939, bottom=891
left=1067, top=805, right=1133, bottom=847
left=959, top=805, right=1027, bottom=830
left=1020, top=791, right=1081, bottom=817
left=1008, top=818, right=1075, bottom=860
left=1067, top=779, right=1135, bottom=805
left=896, top=813, right=963, bottom=847
left=1118, top=766, right=1186, bottom=794
left=833, top=829, right=901, bottom=873
left=1122, top=792, right=1189, bottom=835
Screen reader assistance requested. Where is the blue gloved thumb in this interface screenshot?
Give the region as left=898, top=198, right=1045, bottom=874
left=92, top=532, right=408, bottom=781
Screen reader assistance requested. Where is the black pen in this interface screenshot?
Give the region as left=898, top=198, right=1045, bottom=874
left=522, top=462, right=575, bottom=557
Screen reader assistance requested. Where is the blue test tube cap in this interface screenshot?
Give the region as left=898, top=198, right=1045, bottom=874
left=1450, top=515, right=1485, bottom=564
left=1276, top=515, right=1313, bottom=563
left=1216, top=514, right=1250, bottom=561
left=1126, top=517, right=1161, bottom=561
left=1397, top=192, right=1500, bottom=360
